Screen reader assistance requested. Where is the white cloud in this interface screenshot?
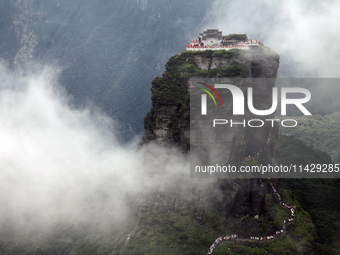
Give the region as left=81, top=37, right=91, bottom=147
left=0, top=62, right=190, bottom=233
left=201, top=0, right=340, bottom=77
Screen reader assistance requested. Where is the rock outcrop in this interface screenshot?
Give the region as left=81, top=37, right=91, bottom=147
left=127, top=38, right=315, bottom=255
left=141, top=40, right=280, bottom=234
left=144, top=45, right=280, bottom=159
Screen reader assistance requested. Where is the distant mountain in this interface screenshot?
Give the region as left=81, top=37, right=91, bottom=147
left=279, top=111, right=340, bottom=163
left=0, top=0, right=210, bottom=141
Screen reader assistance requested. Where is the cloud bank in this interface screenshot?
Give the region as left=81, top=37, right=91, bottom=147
left=0, top=62, right=189, bottom=234
left=201, top=0, right=340, bottom=77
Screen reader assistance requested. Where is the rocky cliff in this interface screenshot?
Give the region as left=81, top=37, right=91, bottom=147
left=130, top=42, right=315, bottom=254
left=144, top=45, right=280, bottom=161
left=135, top=43, right=301, bottom=252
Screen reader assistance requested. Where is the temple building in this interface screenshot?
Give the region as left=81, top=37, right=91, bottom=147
left=198, top=29, right=223, bottom=46
left=186, top=29, right=259, bottom=51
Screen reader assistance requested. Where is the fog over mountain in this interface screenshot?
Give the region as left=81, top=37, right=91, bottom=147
left=1, top=1, right=340, bottom=253
left=0, top=61, right=193, bottom=234
left=202, top=0, right=340, bottom=78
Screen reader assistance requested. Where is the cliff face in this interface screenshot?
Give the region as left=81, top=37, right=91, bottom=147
left=144, top=46, right=280, bottom=157
left=140, top=43, right=281, bottom=236
left=132, top=43, right=304, bottom=254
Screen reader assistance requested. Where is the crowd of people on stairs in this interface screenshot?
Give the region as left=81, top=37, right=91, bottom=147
left=206, top=180, right=297, bottom=254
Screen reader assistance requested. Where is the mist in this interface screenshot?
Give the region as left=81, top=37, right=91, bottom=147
left=202, top=0, right=340, bottom=77
left=0, top=62, right=190, bottom=235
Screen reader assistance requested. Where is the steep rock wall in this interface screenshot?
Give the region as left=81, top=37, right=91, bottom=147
left=144, top=46, right=279, bottom=157
left=139, top=44, right=281, bottom=245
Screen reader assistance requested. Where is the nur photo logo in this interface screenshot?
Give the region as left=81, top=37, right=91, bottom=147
left=197, top=81, right=312, bottom=128
left=197, top=82, right=223, bottom=115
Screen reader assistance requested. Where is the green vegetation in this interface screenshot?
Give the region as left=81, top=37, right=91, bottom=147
left=279, top=112, right=340, bottom=163
left=211, top=50, right=240, bottom=58
left=122, top=190, right=315, bottom=255
left=142, top=113, right=335, bottom=254
left=275, top=133, right=340, bottom=254
left=123, top=210, right=220, bottom=255
left=0, top=219, right=137, bottom=255
left=165, top=50, right=248, bottom=79
left=273, top=203, right=290, bottom=227
left=277, top=135, right=332, bottom=166
left=222, top=34, right=248, bottom=41
left=210, top=187, right=315, bottom=255
left=280, top=178, right=340, bottom=254
left=212, top=236, right=310, bottom=255
left=144, top=50, right=249, bottom=142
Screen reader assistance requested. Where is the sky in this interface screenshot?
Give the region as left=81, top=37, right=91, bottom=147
left=201, top=0, right=340, bottom=77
